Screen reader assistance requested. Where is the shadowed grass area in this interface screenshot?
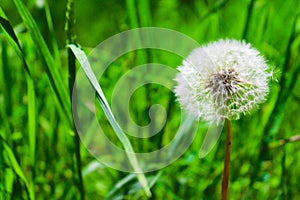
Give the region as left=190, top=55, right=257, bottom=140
left=0, top=0, right=300, bottom=199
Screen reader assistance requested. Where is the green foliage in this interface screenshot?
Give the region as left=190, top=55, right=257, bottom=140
left=69, top=44, right=151, bottom=197
left=0, top=0, right=300, bottom=199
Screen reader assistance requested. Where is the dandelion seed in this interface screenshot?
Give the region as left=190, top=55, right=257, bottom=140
left=174, top=39, right=272, bottom=123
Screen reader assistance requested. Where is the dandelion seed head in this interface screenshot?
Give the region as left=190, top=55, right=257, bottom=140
left=174, top=39, right=272, bottom=123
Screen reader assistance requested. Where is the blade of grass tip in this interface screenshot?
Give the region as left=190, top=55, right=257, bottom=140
left=44, top=0, right=61, bottom=66
left=69, top=44, right=152, bottom=197
left=1, top=136, right=35, bottom=200
left=12, top=0, right=72, bottom=125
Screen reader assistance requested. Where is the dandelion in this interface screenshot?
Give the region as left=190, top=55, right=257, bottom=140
left=174, top=39, right=272, bottom=124
left=174, top=39, right=272, bottom=200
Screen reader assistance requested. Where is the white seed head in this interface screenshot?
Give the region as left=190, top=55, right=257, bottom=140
left=174, top=39, right=272, bottom=124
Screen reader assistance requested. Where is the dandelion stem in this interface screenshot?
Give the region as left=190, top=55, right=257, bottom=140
left=221, top=119, right=231, bottom=200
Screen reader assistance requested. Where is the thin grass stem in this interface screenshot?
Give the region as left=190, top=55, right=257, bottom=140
left=65, top=0, right=85, bottom=199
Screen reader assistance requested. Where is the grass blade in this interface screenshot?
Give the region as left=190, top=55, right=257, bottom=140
left=1, top=5, right=72, bottom=128
left=126, top=0, right=139, bottom=28
left=27, top=76, right=36, bottom=166
left=65, top=0, right=85, bottom=198
left=0, top=7, right=30, bottom=74
left=12, top=0, right=72, bottom=125
left=0, top=40, right=12, bottom=135
left=44, top=0, right=61, bottom=66
left=1, top=136, right=35, bottom=200
left=69, top=44, right=152, bottom=197
left=1, top=5, right=38, bottom=168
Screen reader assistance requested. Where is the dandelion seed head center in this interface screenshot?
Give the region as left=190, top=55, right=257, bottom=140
left=206, top=68, right=242, bottom=96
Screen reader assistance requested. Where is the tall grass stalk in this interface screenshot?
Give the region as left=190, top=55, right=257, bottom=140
left=65, top=0, right=85, bottom=199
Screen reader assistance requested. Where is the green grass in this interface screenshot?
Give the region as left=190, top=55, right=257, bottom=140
left=1, top=0, right=300, bottom=199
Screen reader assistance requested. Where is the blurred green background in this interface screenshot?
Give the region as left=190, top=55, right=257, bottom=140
left=0, top=0, right=300, bottom=199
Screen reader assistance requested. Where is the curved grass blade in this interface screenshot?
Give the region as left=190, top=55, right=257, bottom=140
left=1, top=5, right=71, bottom=128
left=12, top=0, right=72, bottom=125
left=0, top=8, right=30, bottom=74
left=69, top=44, right=151, bottom=197
left=1, top=7, right=40, bottom=168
